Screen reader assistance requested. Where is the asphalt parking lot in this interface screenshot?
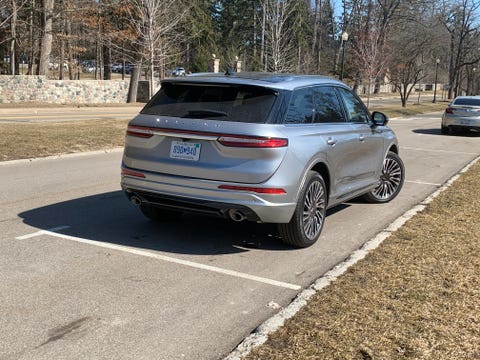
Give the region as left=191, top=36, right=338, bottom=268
left=0, top=112, right=479, bottom=359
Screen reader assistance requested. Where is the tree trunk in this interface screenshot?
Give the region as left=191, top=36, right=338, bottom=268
left=38, top=0, right=54, bottom=76
left=28, top=0, right=35, bottom=75
left=103, top=44, right=111, bottom=80
left=10, top=0, right=17, bottom=75
left=66, top=14, right=74, bottom=80
left=261, top=2, right=266, bottom=71
left=127, top=61, right=141, bottom=103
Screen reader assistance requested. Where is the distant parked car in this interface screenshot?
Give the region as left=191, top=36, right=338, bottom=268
left=124, top=64, right=134, bottom=74
left=111, top=63, right=123, bottom=73
left=172, top=67, right=185, bottom=76
left=442, top=96, right=480, bottom=134
left=121, top=73, right=405, bottom=248
left=82, top=60, right=96, bottom=73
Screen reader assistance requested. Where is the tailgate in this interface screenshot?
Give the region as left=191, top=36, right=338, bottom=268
left=123, top=115, right=288, bottom=184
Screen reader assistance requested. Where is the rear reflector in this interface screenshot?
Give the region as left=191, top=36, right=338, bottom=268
left=217, top=136, right=288, bottom=148
left=218, top=185, right=286, bottom=194
left=121, top=168, right=146, bottom=178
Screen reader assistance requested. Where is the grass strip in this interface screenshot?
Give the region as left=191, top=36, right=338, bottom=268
left=0, top=119, right=129, bottom=161
left=244, top=159, right=480, bottom=359
left=373, top=102, right=447, bottom=118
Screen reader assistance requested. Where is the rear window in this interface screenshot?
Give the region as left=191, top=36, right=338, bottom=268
left=453, top=98, right=480, bottom=106
left=141, top=82, right=277, bottom=123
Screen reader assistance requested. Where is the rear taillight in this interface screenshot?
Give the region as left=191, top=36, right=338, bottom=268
left=217, top=135, right=288, bottom=148
left=126, top=126, right=154, bottom=138
left=121, top=168, right=146, bottom=178
left=445, top=108, right=454, bottom=114
left=126, top=125, right=287, bottom=148
left=218, top=185, right=286, bottom=194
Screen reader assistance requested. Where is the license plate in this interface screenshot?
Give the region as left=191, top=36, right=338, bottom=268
left=169, top=141, right=201, bottom=161
left=460, top=119, right=472, bottom=125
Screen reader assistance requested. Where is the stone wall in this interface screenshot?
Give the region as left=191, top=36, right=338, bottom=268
left=0, top=75, right=131, bottom=104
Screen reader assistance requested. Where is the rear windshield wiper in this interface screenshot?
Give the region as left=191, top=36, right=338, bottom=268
left=184, top=109, right=228, bottom=118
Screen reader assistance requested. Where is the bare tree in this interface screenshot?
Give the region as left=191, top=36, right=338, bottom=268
left=263, top=0, right=297, bottom=72
left=351, top=29, right=388, bottom=107
left=387, top=23, right=431, bottom=107
left=0, top=0, right=29, bottom=75
left=127, top=0, right=186, bottom=98
left=439, top=0, right=480, bottom=98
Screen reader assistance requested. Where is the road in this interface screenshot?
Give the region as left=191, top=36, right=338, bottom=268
left=0, top=112, right=479, bottom=360
left=0, top=105, right=142, bottom=123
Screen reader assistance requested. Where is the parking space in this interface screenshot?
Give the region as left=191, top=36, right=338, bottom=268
left=4, top=220, right=301, bottom=360
left=16, top=226, right=301, bottom=290
left=1, top=113, right=479, bottom=359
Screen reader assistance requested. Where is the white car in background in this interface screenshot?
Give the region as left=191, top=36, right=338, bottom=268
left=172, top=67, right=186, bottom=76
left=442, top=96, right=480, bottom=134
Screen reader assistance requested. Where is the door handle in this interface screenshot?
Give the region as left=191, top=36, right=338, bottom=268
left=327, top=137, right=337, bottom=146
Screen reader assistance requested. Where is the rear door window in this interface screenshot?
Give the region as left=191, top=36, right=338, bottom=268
left=312, top=86, right=345, bottom=123
left=141, top=82, right=277, bottom=123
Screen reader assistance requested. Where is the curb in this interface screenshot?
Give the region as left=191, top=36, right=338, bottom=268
left=0, top=148, right=124, bottom=166
left=225, top=155, right=480, bottom=360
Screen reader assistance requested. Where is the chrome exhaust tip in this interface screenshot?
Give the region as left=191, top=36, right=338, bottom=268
left=229, top=209, right=247, bottom=222
left=130, top=195, right=142, bottom=206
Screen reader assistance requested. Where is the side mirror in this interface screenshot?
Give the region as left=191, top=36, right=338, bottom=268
left=372, top=111, right=389, bottom=126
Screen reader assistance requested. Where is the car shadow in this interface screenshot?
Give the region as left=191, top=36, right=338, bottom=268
left=17, top=191, right=312, bottom=255
left=413, top=128, right=480, bottom=137
left=18, top=191, right=353, bottom=256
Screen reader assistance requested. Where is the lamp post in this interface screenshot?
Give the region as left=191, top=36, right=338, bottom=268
left=340, top=31, right=349, bottom=81
left=432, top=58, right=440, bottom=103
left=473, top=67, right=477, bottom=95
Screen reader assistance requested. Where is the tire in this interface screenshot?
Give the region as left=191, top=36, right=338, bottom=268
left=363, top=151, right=405, bottom=203
left=278, top=171, right=327, bottom=248
left=441, top=125, right=449, bottom=134
left=140, top=203, right=181, bottom=222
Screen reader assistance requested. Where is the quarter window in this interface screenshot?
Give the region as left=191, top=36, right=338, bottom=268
left=312, top=86, right=345, bottom=123
left=285, top=88, right=315, bottom=124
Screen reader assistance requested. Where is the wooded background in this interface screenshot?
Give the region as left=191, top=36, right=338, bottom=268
left=1, top=0, right=479, bottom=103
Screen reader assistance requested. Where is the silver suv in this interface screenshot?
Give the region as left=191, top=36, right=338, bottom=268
left=121, top=73, right=404, bottom=247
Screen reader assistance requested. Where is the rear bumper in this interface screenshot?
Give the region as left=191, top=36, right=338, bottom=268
left=443, top=116, right=480, bottom=131
left=121, top=167, right=297, bottom=223
left=124, top=189, right=261, bottom=221
left=448, top=125, right=480, bottom=132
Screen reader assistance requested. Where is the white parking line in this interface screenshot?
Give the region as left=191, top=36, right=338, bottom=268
left=16, top=225, right=72, bottom=240
left=16, top=227, right=301, bottom=291
left=402, top=146, right=478, bottom=155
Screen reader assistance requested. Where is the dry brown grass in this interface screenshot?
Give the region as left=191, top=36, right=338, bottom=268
left=0, top=119, right=129, bottom=161
left=372, top=102, right=448, bottom=118
left=245, top=160, right=480, bottom=360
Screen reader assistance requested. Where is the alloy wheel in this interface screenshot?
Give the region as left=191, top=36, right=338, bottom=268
left=302, top=180, right=326, bottom=240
